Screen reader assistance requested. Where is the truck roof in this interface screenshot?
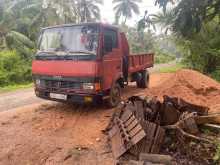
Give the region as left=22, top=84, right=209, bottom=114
left=42, top=22, right=119, bottom=31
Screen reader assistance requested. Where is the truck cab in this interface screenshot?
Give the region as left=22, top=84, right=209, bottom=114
left=32, top=23, right=153, bottom=107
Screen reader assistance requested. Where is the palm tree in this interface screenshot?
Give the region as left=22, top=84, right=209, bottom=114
left=75, top=0, right=103, bottom=23
left=151, top=9, right=175, bottom=34
left=113, top=0, right=141, bottom=24
left=43, top=0, right=78, bottom=24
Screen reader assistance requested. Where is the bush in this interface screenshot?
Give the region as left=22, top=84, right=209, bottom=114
left=155, top=52, right=176, bottom=64
left=210, top=69, right=220, bottom=82
left=0, top=50, right=32, bottom=86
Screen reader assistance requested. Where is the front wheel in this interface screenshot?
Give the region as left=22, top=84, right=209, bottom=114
left=107, top=83, right=121, bottom=108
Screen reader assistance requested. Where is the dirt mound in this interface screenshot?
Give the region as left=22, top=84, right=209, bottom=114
left=149, top=69, right=220, bottom=108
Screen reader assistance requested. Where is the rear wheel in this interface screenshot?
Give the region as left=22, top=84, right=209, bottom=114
left=137, top=70, right=149, bottom=88
left=107, top=83, right=121, bottom=108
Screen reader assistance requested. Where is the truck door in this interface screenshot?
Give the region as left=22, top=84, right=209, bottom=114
left=102, top=28, right=122, bottom=90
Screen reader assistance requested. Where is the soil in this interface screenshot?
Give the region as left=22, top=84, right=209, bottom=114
left=0, top=73, right=172, bottom=165
left=147, top=69, right=220, bottom=113
left=0, top=70, right=219, bottom=165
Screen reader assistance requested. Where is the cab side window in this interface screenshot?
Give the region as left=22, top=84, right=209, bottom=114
left=103, top=29, right=118, bottom=53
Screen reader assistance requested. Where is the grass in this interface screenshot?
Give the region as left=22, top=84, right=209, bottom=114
left=0, top=83, right=33, bottom=93
left=159, top=63, right=185, bottom=73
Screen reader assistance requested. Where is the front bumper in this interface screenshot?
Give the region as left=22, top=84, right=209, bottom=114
left=35, top=88, right=103, bottom=104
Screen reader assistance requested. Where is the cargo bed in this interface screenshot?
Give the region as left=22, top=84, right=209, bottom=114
left=128, top=53, right=154, bottom=73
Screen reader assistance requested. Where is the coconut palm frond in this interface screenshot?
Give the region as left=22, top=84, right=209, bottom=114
left=6, top=31, right=35, bottom=49
left=113, top=0, right=141, bottom=24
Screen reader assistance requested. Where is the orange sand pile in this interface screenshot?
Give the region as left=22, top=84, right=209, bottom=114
left=149, top=69, right=220, bottom=109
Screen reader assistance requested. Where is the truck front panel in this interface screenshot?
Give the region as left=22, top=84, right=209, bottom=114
left=32, top=60, right=99, bottom=77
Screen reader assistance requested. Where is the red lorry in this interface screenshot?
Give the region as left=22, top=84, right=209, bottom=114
left=32, top=23, right=154, bottom=107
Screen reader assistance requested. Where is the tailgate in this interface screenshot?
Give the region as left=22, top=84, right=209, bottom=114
left=128, top=53, right=154, bottom=73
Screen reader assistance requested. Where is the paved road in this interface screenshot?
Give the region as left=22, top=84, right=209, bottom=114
left=0, top=62, right=176, bottom=112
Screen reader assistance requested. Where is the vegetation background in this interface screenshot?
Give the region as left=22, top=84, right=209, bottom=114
left=0, top=0, right=219, bottom=88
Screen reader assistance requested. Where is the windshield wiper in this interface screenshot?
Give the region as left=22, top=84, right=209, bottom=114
left=67, top=51, right=95, bottom=56
left=37, top=51, right=58, bottom=55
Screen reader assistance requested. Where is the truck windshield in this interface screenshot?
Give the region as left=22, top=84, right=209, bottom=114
left=38, top=25, right=99, bottom=55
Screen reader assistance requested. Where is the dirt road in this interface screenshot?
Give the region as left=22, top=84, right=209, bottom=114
left=0, top=88, right=48, bottom=112
left=0, top=73, right=173, bottom=165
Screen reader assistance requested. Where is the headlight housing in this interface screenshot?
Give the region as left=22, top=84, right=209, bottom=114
left=35, top=79, right=41, bottom=86
left=82, top=83, right=94, bottom=90
left=82, top=83, right=101, bottom=91
left=35, top=79, right=45, bottom=87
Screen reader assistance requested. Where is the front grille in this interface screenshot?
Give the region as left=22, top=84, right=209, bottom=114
left=43, top=80, right=81, bottom=91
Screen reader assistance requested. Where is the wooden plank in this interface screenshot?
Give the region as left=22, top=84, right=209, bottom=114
left=144, top=121, right=157, bottom=153
left=121, top=109, right=133, bottom=122
left=131, top=130, right=146, bottom=144
left=111, top=130, right=127, bottom=158
left=134, top=101, right=145, bottom=120
left=124, top=115, right=136, bottom=127
left=126, top=118, right=139, bottom=131
left=151, top=126, right=165, bottom=153
left=129, top=124, right=143, bottom=137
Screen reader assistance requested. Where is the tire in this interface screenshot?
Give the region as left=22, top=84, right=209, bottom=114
left=123, top=56, right=129, bottom=82
left=136, top=79, right=142, bottom=88
left=107, top=83, right=121, bottom=108
left=137, top=70, right=149, bottom=88
left=135, top=72, right=142, bottom=88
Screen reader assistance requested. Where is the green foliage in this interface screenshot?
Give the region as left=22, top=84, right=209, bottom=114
left=155, top=0, right=174, bottom=13
left=155, top=52, right=175, bottom=64
left=155, top=0, right=220, bottom=37
left=5, top=31, right=35, bottom=57
left=0, top=50, right=32, bottom=86
left=178, top=20, right=220, bottom=76
left=121, top=25, right=177, bottom=64
left=213, top=142, right=220, bottom=164
left=150, top=1, right=220, bottom=81
left=210, top=69, right=220, bottom=82
left=159, top=63, right=184, bottom=73
left=0, top=83, right=33, bottom=93
left=75, top=0, right=103, bottom=22
left=137, top=11, right=155, bottom=32
left=113, top=0, right=141, bottom=24
left=151, top=10, right=175, bottom=34
left=121, top=25, right=154, bottom=53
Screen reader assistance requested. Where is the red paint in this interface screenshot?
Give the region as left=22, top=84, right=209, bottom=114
left=128, top=53, right=154, bottom=73
left=32, top=23, right=154, bottom=101
left=32, top=60, right=99, bottom=77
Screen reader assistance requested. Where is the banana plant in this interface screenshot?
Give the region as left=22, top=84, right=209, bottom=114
left=0, top=0, right=36, bottom=56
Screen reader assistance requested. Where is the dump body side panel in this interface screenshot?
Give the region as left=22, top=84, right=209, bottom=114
left=128, top=53, right=154, bottom=74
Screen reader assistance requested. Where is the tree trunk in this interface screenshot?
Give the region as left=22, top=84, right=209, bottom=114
left=124, top=16, right=127, bottom=25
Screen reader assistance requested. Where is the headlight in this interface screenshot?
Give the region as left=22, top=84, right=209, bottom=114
left=82, top=83, right=94, bottom=90
left=35, top=79, right=45, bottom=87
left=36, top=79, right=41, bottom=86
